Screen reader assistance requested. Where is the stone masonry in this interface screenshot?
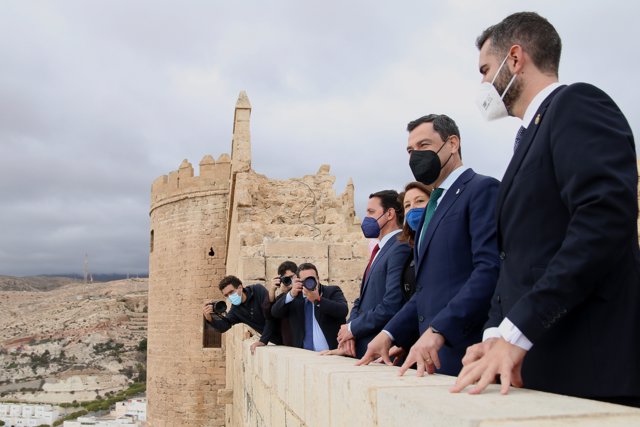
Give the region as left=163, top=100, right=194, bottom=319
left=148, top=92, right=368, bottom=426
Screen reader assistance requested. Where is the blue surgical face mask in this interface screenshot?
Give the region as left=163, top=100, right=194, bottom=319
left=361, top=211, right=388, bottom=238
left=405, top=208, right=425, bottom=231
left=228, top=290, right=242, bottom=306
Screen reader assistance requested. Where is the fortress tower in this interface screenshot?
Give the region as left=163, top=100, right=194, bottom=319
left=147, top=92, right=368, bottom=426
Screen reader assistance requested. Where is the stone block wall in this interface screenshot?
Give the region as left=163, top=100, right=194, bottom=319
left=148, top=91, right=371, bottom=426
left=227, top=325, right=640, bottom=427
left=148, top=158, right=231, bottom=427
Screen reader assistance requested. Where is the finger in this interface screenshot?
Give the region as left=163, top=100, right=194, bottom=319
left=469, top=367, right=497, bottom=395
left=398, top=353, right=415, bottom=376
left=449, top=362, right=478, bottom=393
left=416, top=355, right=426, bottom=377
left=431, top=351, right=441, bottom=370
left=461, top=346, right=481, bottom=365
left=380, top=350, right=393, bottom=366
left=427, top=363, right=436, bottom=375
left=355, top=353, right=373, bottom=366
left=512, top=366, right=524, bottom=388
left=319, top=350, right=329, bottom=356
left=499, top=370, right=511, bottom=395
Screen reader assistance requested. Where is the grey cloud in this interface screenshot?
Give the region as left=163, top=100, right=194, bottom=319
left=1, top=1, right=638, bottom=276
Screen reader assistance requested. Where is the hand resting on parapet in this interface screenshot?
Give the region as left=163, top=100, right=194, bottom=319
left=374, top=345, right=405, bottom=365
left=250, top=341, right=265, bottom=355
left=319, top=338, right=356, bottom=357
left=355, top=331, right=393, bottom=366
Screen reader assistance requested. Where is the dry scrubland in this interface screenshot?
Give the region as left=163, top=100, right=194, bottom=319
left=0, top=277, right=148, bottom=403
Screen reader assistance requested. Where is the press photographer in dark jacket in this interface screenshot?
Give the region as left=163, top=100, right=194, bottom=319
left=203, top=275, right=281, bottom=354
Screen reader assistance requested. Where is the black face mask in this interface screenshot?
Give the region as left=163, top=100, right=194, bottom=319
left=409, top=140, right=451, bottom=185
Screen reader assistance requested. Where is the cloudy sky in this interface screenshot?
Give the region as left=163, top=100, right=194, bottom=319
left=1, top=1, right=637, bottom=276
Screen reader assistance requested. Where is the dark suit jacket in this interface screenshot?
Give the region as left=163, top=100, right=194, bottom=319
left=488, top=83, right=640, bottom=398
left=385, top=168, right=500, bottom=375
left=271, top=284, right=348, bottom=350
left=349, top=233, right=411, bottom=358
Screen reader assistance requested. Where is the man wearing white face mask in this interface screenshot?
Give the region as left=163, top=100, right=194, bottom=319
left=452, top=12, right=640, bottom=407
left=203, top=275, right=281, bottom=354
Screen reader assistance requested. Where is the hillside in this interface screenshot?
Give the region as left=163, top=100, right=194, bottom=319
left=0, top=277, right=148, bottom=404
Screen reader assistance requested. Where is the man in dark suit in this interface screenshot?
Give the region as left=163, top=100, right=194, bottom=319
left=271, top=262, right=348, bottom=351
left=336, top=190, right=411, bottom=358
left=358, top=114, right=500, bottom=377
left=452, top=12, right=640, bottom=406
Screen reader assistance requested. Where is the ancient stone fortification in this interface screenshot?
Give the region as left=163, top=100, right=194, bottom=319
left=147, top=92, right=367, bottom=427
left=225, top=324, right=640, bottom=427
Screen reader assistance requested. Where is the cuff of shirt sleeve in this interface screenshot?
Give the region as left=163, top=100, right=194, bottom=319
left=382, top=330, right=395, bottom=342
left=347, top=322, right=352, bottom=334
left=285, top=292, right=294, bottom=304
left=498, top=318, right=533, bottom=351
left=482, top=327, right=501, bottom=341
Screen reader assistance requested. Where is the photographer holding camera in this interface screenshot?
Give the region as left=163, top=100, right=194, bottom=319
left=268, top=260, right=297, bottom=303
left=271, top=262, right=348, bottom=351
left=203, top=275, right=281, bottom=354
left=269, top=261, right=298, bottom=346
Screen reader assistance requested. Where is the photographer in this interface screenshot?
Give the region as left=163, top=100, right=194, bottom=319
left=271, top=263, right=348, bottom=351
left=268, top=260, right=297, bottom=303
left=203, top=275, right=281, bottom=354
left=269, top=261, right=297, bottom=346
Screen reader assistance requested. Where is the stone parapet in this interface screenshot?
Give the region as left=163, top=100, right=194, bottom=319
left=225, top=325, right=640, bottom=427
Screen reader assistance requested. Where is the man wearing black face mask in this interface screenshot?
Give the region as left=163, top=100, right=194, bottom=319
left=357, top=114, right=500, bottom=378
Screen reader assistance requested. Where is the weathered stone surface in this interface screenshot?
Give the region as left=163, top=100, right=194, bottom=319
left=228, top=324, right=640, bottom=427
left=149, top=92, right=366, bottom=426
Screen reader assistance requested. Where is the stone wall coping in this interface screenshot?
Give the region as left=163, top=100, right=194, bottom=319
left=233, top=326, right=640, bottom=427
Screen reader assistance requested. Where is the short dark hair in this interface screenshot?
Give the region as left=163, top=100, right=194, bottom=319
left=297, top=263, right=319, bottom=278
left=277, top=261, right=298, bottom=276
left=369, top=190, right=404, bottom=227
left=476, top=12, right=561, bottom=76
left=218, top=275, right=242, bottom=292
left=407, top=114, right=461, bottom=158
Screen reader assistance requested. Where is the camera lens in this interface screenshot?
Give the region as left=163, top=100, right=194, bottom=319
left=302, top=277, right=317, bottom=291
left=280, top=276, right=293, bottom=286
left=212, top=300, right=227, bottom=314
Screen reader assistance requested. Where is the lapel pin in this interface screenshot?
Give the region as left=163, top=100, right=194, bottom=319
left=456, top=188, right=460, bottom=195
left=535, top=114, right=541, bottom=125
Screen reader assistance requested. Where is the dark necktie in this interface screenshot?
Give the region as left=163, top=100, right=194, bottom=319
left=303, top=300, right=314, bottom=350
left=363, top=243, right=380, bottom=281
left=418, top=187, right=444, bottom=251
left=513, top=126, right=526, bottom=152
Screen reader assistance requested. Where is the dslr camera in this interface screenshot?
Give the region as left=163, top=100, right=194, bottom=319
left=208, top=300, right=228, bottom=317
left=278, top=275, right=293, bottom=287
left=302, top=276, right=318, bottom=292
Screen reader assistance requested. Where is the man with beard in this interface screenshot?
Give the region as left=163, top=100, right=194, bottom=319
left=452, top=12, right=640, bottom=407
left=357, top=114, right=500, bottom=376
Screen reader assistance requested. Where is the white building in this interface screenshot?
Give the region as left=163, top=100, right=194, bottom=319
left=114, top=398, right=146, bottom=422
left=0, top=403, right=58, bottom=426
left=63, top=398, right=146, bottom=427
left=64, top=415, right=138, bottom=426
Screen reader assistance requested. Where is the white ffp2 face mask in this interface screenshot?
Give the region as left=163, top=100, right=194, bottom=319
left=476, top=54, right=517, bottom=121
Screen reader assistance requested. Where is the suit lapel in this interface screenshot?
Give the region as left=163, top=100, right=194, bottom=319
left=360, top=236, right=396, bottom=298
left=495, top=86, right=565, bottom=230
left=416, top=168, right=475, bottom=275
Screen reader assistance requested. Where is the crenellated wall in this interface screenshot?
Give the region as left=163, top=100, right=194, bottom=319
left=226, top=325, right=640, bottom=427
left=148, top=92, right=368, bottom=426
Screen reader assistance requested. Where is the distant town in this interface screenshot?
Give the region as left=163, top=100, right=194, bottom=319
left=0, top=275, right=149, bottom=427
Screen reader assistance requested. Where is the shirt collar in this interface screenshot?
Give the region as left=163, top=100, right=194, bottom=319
left=378, top=228, right=401, bottom=248
left=522, top=82, right=562, bottom=129
left=438, top=165, right=466, bottom=191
